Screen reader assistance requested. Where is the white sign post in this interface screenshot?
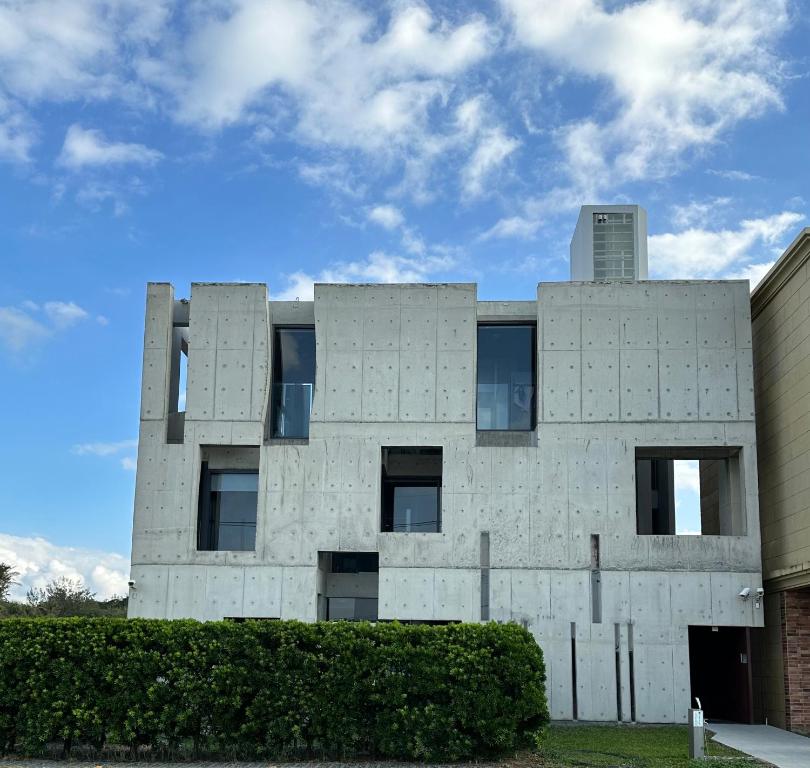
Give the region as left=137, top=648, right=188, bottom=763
left=688, top=708, right=705, bottom=759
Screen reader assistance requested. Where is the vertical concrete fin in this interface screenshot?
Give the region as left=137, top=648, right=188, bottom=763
left=140, top=283, right=174, bottom=426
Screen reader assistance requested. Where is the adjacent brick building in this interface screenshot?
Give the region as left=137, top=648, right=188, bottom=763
left=751, top=228, right=810, bottom=734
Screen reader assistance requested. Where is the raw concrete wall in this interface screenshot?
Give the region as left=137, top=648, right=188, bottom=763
left=129, top=279, right=763, bottom=724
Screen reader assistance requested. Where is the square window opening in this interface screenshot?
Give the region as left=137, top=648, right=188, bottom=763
left=476, top=324, right=536, bottom=431
left=635, top=447, right=746, bottom=536
left=270, top=326, right=315, bottom=439
left=381, top=447, right=442, bottom=533
left=317, top=551, right=379, bottom=621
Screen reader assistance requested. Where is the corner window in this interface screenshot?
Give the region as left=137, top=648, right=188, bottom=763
left=635, top=448, right=746, bottom=536
left=271, top=326, right=315, bottom=439
left=381, top=447, right=442, bottom=532
left=477, top=324, right=536, bottom=431
left=198, top=464, right=258, bottom=550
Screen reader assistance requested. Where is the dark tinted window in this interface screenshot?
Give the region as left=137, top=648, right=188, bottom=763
left=271, top=327, right=315, bottom=438
left=477, top=324, right=536, bottom=430
left=198, top=466, right=258, bottom=551
left=381, top=447, right=442, bottom=533
left=331, top=552, right=379, bottom=573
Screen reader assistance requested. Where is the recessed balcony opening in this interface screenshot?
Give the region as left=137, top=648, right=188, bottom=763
left=317, top=551, right=378, bottom=621
left=635, top=447, right=746, bottom=536
left=381, top=447, right=442, bottom=533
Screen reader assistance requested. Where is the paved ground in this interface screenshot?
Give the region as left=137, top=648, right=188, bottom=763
left=710, top=723, right=810, bottom=768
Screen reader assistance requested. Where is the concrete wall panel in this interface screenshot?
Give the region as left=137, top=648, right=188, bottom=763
left=543, top=351, right=581, bottom=421
left=583, top=352, right=619, bottom=421
left=620, top=350, right=659, bottom=420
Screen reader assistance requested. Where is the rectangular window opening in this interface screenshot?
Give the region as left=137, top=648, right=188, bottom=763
left=635, top=447, right=746, bottom=536
left=197, top=451, right=259, bottom=551
left=381, top=447, right=442, bottom=533
left=476, top=324, right=536, bottom=431
left=270, top=326, right=315, bottom=439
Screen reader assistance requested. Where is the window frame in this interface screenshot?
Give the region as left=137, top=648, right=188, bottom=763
left=197, top=462, right=259, bottom=551
left=475, top=321, right=537, bottom=432
left=381, top=475, right=442, bottom=533
left=270, top=324, right=316, bottom=440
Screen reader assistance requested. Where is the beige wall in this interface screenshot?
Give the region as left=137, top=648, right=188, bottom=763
left=752, top=230, right=810, bottom=588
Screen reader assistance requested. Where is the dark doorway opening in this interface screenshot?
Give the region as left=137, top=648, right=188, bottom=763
left=689, top=626, right=753, bottom=723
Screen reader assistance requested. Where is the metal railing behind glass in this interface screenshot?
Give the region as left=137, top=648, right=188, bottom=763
left=271, top=382, right=313, bottom=438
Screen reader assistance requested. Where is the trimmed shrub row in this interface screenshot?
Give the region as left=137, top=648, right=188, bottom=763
left=0, top=618, right=548, bottom=761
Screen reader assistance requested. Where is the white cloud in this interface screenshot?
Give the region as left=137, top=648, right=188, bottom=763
left=72, top=439, right=139, bottom=474
left=72, top=439, right=138, bottom=457
left=0, top=307, right=50, bottom=351
left=368, top=204, right=405, bottom=230
left=276, top=249, right=455, bottom=300
left=43, top=300, right=89, bottom=328
left=153, top=1, right=495, bottom=157
left=502, top=0, right=789, bottom=196
left=0, top=298, right=92, bottom=353
left=707, top=168, right=761, bottom=182
left=479, top=215, right=541, bottom=240
left=120, top=456, right=137, bottom=471
left=460, top=126, right=520, bottom=199
left=674, top=459, right=700, bottom=494
left=58, top=124, right=163, bottom=169
left=671, top=197, right=732, bottom=230
left=0, top=533, right=129, bottom=602
left=729, top=261, right=776, bottom=289
left=0, top=0, right=168, bottom=102
left=0, top=97, right=35, bottom=162
left=649, top=210, right=803, bottom=280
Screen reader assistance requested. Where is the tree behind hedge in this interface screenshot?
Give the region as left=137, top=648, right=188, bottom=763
left=0, top=618, right=548, bottom=761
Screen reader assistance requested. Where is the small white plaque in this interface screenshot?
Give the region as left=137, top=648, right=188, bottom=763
left=693, top=710, right=704, bottom=728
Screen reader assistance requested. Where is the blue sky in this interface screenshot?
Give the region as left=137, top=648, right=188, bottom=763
left=0, top=0, right=807, bottom=598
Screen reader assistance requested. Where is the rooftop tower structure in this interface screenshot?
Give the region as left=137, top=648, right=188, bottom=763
left=570, top=204, right=648, bottom=281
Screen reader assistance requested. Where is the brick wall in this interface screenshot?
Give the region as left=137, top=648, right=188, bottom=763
left=782, top=587, right=810, bottom=734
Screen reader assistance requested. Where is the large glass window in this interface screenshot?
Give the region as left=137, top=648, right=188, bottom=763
left=477, top=324, right=536, bottom=431
left=381, top=447, right=442, bottom=532
left=197, top=465, right=258, bottom=550
left=271, top=327, right=315, bottom=439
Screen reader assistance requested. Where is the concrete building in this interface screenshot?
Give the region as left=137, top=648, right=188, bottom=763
left=570, top=205, right=648, bottom=282
left=751, top=228, right=810, bottom=734
left=129, top=264, right=764, bottom=723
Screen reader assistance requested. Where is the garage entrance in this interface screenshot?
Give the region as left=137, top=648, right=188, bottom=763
left=689, top=626, right=753, bottom=723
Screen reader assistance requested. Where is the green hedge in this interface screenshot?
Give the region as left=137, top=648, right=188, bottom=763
left=0, top=618, right=548, bottom=761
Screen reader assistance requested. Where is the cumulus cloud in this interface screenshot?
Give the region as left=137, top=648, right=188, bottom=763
left=0, top=533, right=129, bottom=602
left=0, top=298, right=92, bottom=353
left=649, top=210, right=803, bottom=280
left=502, top=0, right=789, bottom=198
left=58, top=124, right=163, bottom=169
left=275, top=249, right=455, bottom=300
left=149, top=1, right=495, bottom=152
left=0, top=0, right=168, bottom=102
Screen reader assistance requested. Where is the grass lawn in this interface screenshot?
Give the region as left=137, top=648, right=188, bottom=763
left=519, top=724, right=765, bottom=767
